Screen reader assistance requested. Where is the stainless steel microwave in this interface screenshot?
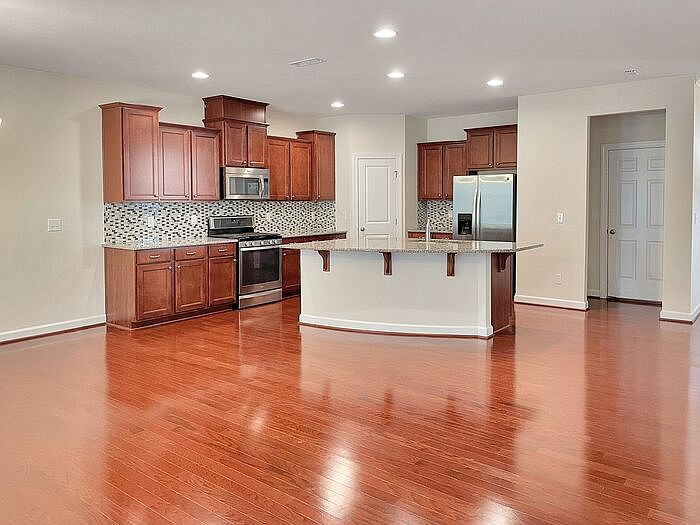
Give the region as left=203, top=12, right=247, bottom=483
left=222, top=167, right=269, bottom=200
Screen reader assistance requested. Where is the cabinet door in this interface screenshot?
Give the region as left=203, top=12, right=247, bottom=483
left=158, top=125, right=191, bottom=201
left=442, top=142, right=465, bottom=200
left=290, top=141, right=312, bottom=201
left=247, top=124, right=268, bottom=168
left=208, top=256, right=237, bottom=306
left=122, top=107, right=159, bottom=200
left=418, top=144, right=444, bottom=199
left=223, top=120, right=247, bottom=167
left=191, top=128, right=220, bottom=200
left=466, top=129, right=494, bottom=169
left=267, top=137, right=290, bottom=200
left=282, top=248, right=301, bottom=297
left=494, top=126, right=517, bottom=168
left=175, top=259, right=208, bottom=313
left=136, top=262, right=174, bottom=320
left=315, top=133, right=335, bottom=200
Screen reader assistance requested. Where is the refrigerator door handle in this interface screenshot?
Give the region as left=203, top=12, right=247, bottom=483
left=474, top=187, right=480, bottom=240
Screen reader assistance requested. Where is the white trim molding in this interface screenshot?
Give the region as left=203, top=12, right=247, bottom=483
left=598, top=140, right=665, bottom=299
left=659, top=305, right=700, bottom=324
left=587, top=289, right=601, bottom=298
left=514, top=294, right=589, bottom=311
left=300, top=314, right=493, bottom=338
left=0, top=315, right=106, bottom=343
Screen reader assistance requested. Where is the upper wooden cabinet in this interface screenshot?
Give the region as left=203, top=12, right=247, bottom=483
left=203, top=95, right=269, bottom=168
left=267, top=136, right=312, bottom=201
left=296, top=130, right=336, bottom=200
left=101, top=102, right=162, bottom=202
left=158, top=123, right=220, bottom=201
left=417, top=141, right=465, bottom=200
left=464, top=125, right=517, bottom=170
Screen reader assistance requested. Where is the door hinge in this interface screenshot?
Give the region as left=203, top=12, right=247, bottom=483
left=394, top=170, right=398, bottom=179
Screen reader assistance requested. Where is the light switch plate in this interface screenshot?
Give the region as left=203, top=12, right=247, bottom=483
left=47, top=218, right=63, bottom=232
left=146, top=216, right=155, bottom=228
left=190, top=215, right=198, bottom=226
left=555, top=212, right=564, bottom=224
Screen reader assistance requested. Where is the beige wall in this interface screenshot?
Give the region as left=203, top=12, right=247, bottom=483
left=315, top=115, right=407, bottom=238
left=587, top=110, right=666, bottom=295
left=404, top=116, right=428, bottom=229
left=0, top=64, right=323, bottom=341
left=266, top=108, right=318, bottom=138
left=427, top=109, right=518, bottom=141
left=516, top=75, right=697, bottom=318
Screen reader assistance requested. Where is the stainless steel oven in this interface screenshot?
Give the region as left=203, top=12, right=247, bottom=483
left=222, top=167, right=269, bottom=200
left=238, top=239, right=282, bottom=307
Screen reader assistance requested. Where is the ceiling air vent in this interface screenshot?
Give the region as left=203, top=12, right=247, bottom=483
left=289, top=57, right=327, bottom=68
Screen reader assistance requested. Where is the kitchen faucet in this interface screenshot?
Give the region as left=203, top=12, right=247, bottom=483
left=425, top=219, right=431, bottom=242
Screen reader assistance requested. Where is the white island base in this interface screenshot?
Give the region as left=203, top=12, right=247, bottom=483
left=296, top=248, right=518, bottom=338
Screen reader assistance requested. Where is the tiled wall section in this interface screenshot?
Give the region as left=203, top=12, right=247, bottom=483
left=104, top=201, right=336, bottom=243
left=417, top=200, right=453, bottom=230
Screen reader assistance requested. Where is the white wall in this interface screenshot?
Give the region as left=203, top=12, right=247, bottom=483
left=586, top=110, right=666, bottom=296
left=692, top=81, right=700, bottom=311
left=516, top=75, right=697, bottom=318
left=427, top=109, right=518, bottom=141
left=0, top=64, right=327, bottom=341
left=315, top=115, right=407, bottom=238
left=404, top=116, right=428, bottom=229
left=266, top=108, right=318, bottom=138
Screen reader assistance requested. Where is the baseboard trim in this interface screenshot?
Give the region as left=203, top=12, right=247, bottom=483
left=514, top=294, right=589, bottom=311
left=0, top=315, right=106, bottom=344
left=587, top=289, right=600, bottom=298
left=659, top=305, right=700, bottom=324
left=299, top=314, right=493, bottom=338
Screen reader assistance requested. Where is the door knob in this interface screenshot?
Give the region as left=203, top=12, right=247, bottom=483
left=609, top=228, right=617, bottom=235
left=360, top=227, right=365, bottom=231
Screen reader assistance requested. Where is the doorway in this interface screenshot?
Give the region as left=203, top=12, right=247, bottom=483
left=354, top=154, right=403, bottom=243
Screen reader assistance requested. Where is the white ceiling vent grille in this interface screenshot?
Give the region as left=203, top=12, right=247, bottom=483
left=289, top=57, right=327, bottom=68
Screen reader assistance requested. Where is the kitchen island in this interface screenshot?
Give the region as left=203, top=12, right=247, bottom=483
left=283, top=238, right=543, bottom=338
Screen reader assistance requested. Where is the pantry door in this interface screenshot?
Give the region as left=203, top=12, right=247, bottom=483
left=356, top=155, right=402, bottom=245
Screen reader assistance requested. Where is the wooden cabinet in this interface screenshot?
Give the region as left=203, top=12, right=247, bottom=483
left=267, top=136, right=312, bottom=201
left=101, top=102, right=161, bottom=202
left=136, top=262, right=174, bottom=320
left=280, top=232, right=347, bottom=297
left=464, top=125, right=517, bottom=170
left=407, top=231, right=452, bottom=240
left=203, top=95, right=270, bottom=168
left=175, top=259, right=208, bottom=313
left=209, top=256, right=237, bottom=306
left=282, top=249, right=301, bottom=297
left=159, top=124, right=220, bottom=201
left=104, top=244, right=237, bottom=329
left=417, top=141, right=465, bottom=200
left=296, top=130, right=336, bottom=200
left=494, top=126, right=517, bottom=168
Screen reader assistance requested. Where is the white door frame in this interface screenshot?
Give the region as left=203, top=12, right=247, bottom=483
left=352, top=153, right=404, bottom=240
left=598, top=140, right=665, bottom=298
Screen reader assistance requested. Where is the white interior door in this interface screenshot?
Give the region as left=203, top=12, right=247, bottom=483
left=357, top=156, right=401, bottom=244
left=607, top=147, right=664, bottom=301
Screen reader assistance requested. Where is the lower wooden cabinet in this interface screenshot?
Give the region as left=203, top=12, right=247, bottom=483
left=407, top=231, right=452, bottom=240
left=105, top=244, right=237, bottom=329
left=282, top=249, right=301, bottom=297
left=208, top=255, right=237, bottom=306
left=175, top=259, right=208, bottom=313
left=136, top=261, right=174, bottom=319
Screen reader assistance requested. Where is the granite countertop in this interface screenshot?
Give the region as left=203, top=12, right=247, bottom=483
left=284, top=238, right=544, bottom=254
left=103, top=230, right=347, bottom=251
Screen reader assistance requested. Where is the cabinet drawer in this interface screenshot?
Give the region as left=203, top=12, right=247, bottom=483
left=208, top=243, right=237, bottom=258
left=175, top=246, right=207, bottom=260
left=136, top=249, right=173, bottom=265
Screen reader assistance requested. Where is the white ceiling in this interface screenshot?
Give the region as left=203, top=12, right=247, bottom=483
left=2, top=0, right=700, bottom=117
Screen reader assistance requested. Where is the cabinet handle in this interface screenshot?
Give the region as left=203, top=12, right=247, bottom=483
left=185, top=251, right=196, bottom=256
left=149, top=255, right=161, bottom=259
left=218, top=248, right=227, bottom=252
left=194, top=194, right=198, bottom=198
left=233, top=258, right=237, bottom=262
left=177, top=265, right=181, bottom=269
left=168, top=266, right=172, bottom=270
left=153, top=194, right=158, bottom=198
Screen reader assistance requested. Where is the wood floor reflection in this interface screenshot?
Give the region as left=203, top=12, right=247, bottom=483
left=1, top=298, right=698, bottom=524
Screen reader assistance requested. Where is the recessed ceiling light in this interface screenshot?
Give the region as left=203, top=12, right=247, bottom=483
left=387, top=71, right=405, bottom=79
left=191, top=71, right=210, bottom=80
left=487, top=78, right=504, bottom=87
left=374, top=28, right=397, bottom=39
left=331, top=101, right=344, bottom=108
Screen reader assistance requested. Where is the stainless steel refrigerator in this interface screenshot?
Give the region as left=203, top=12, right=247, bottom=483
left=452, top=171, right=516, bottom=241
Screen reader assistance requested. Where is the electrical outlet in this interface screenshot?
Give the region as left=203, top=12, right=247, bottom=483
left=265, top=212, right=273, bottom=220
left=190, top=214, right=198, bottom=226
left=554, top=273, right=562, bottom=285
left=146, top=216, right=155, bottom=228
left=555, top=212, right=564, bottom=224
left=47, top=218, right=63, bottom=232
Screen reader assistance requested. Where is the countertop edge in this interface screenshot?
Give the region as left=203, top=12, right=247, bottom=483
left=284, top=241, right=544, bottom=254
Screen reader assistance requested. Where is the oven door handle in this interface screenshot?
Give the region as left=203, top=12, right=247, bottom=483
left=239, top=245, right=280, bottom=253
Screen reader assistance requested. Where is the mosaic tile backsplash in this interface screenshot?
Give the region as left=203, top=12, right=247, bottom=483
left=104, top=201, right=336, bottom=243
left=417, top=200, right=453, bottom=231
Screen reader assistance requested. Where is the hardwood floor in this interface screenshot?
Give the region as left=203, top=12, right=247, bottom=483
left=1, top=298, right=699, bottom=524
